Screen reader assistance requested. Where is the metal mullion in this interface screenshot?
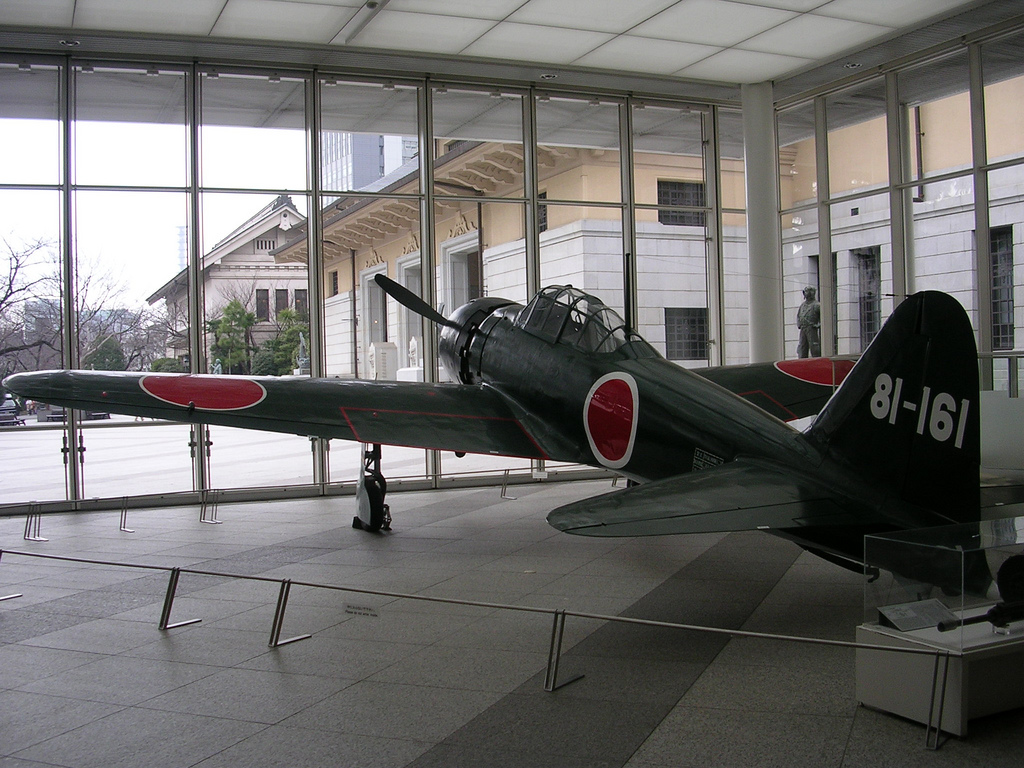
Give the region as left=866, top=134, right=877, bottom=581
left=619, top=99, right=637, bottom=332
left=307, top=72, right=328, bottom=486
left=814, top=94, right=836, bottom=357
left=186, top=63, right=210, bottom=493
left=60, top=57, right=83, bottom=504
left=970, top=42, right=994, bottom=390
left=886, top=70, right=910, bottom=302
left=705, top=106, right=724, bottom=366
left=419, top=81, right=440, bottom=485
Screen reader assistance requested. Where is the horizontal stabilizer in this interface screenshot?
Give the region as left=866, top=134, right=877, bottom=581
left=547, top=459, right=874, bottom=537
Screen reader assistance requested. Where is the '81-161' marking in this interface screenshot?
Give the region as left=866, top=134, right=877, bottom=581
left=870, top=373, right=970, bottom=449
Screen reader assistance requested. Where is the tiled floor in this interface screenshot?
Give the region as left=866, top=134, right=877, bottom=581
left=2, top=479, right=1023, bottom=767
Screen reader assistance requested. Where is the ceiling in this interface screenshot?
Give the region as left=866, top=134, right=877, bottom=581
left=0, top=0, right=1008, bottom=90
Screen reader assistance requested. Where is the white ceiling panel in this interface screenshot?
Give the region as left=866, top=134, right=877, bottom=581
left=509, top=0, right=678, bottom=34
left=384, top=0, right=525, bottom=20
left=212, top=0, right=357, bottom=44
left=0, top=0, right=74, bottom=27
left=0, top=0, right=994, bottom=87
left=631, top=0, right=798, bottom=48
left=338, top=10, right=495, bottom=53
left=677, top=47, right=814, bottom=83
left=462, top=22, right=615, bottom=65
left=741, top=13, right=893, bottom=59
left=817, top=0, right=976, bottom=28
left=574, top=35, right=719, bottom=75
left=73, top=0, right=226, bottom=36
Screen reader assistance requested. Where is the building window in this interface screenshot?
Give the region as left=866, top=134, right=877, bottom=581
left=992, top=225, right=1015, bottom=351
left=294, top=289, right=309, bottom=320
left=538, top=191, right=548, bottom=233
left=854, top=246, right=881, bottom=351
left=275, top=289, right=289, bottom=316
left=255, top=289, right=269, bottom=322
left=329, top=270, right=339, bottom=297
left=665, top=307, right=708, bottom=360
left=657, top=180, right=706, bottom=226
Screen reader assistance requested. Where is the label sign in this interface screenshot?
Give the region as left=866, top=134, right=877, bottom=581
left=869, top=373, right=970, bottom=449
left=584, top=372, right=639, bottom=469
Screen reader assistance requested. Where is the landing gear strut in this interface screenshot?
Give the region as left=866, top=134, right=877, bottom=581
left=353, top=443, right=391, bottom=532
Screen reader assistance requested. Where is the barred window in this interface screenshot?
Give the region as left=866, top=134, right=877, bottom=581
left=665, top=307, right=708, bottom=360
left=992, top=225, right=1015, bottom=351
left=294, top=289, right=309, bottom=320
left=657, top=180, right=706, bottom=227
left=854, top=246, right=881, bottom=352
left=275, top=289, right=289, bottom=316
left=255, top=289, right=270, bottom=321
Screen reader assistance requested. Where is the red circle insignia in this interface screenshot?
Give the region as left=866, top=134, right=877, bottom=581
left=584, top=373, right=638, bottom=469
left=140, top=375, right=267, bottom=411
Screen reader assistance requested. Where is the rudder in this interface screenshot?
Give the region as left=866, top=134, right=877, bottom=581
left=807, top=291, right=980, bottom=524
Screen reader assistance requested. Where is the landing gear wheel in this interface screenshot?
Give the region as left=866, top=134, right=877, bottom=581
left=354, top=444, right=391, bottom=533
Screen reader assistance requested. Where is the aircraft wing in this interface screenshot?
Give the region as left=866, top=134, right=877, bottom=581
left=547, top=458, right=878, bottom=537
left=3, top=370, right=549, bottom=459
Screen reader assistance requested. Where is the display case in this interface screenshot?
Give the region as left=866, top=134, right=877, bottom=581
left=856, top=516, right=1024, bottom=736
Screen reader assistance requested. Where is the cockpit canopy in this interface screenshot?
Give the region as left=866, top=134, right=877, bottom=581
left=516, top=285, right=652, bottom=355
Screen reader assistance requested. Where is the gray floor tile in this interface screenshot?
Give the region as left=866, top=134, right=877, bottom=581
left=0, top=690, right=123, bottom=755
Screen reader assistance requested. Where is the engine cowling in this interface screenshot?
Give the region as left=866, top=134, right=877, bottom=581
left=439, top=297, right=515, bottom=383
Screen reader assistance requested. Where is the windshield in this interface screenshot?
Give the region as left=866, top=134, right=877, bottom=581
left=517, top=286, right=634, bottom=354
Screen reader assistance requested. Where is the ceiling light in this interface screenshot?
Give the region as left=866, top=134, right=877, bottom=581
left=59, top=39, right=80, bottom=48
left=844, top=62, right=863, bottom=70
left=539, top=73, right=558, bottom=80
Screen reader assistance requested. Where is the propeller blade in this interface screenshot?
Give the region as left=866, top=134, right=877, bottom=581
left=375, top=273, right=458, bottom=328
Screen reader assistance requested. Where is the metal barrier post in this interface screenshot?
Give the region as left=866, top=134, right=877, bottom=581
left=23, top=502, right=47, bottom=542
left=200, top=489, right=222, bottom=524
left=925, top=651, right=951, bottom=750
left=268, top=579, right=311, bottom=648
left=0, top=550, right=23, bottom=602
left=157, top=567, right=202, bottom=630
left=500, top=469, right=517, bottom=500
left=544, top=609, right=583, bottom=692
left=119, top=496, right=135, bottom=533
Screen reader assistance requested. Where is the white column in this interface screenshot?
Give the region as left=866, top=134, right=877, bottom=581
left=742, top=81, right=784, bottom=362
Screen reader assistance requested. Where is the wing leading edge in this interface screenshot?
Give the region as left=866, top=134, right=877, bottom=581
left=546, top=458, right=877, bottom=537
left=3, top=370, right=549, bottom=459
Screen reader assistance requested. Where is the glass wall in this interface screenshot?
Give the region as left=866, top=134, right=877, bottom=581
left=776, top=29, right=1024, bottom=365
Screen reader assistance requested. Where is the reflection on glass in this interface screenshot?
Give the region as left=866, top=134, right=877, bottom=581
left=826, top=77, right=887, bottom=195
left=74, top=66, right=187, bottom=187
left=537, top=94, right=621, bottom=203
left=632, top=103, right=703, bottom=208
left=200, top=72, right=308, bottom=191
left=433, top=87, right=524, bottom=198
left=320, top=79, right=419, bottom=195
left=830, top=194, right=892, bottom=355
left=778, top=102, right=817, bottom=209
left=0, top=64, right=60, bottom=185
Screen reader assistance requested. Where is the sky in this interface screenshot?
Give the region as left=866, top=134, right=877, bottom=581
left=1, top=118, right=308, bottom=306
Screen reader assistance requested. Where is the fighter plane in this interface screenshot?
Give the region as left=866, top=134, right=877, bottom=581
left=3, top=277, right=982, bottom=571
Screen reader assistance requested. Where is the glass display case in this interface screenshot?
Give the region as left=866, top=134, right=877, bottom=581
left=857, top=516, right=1024, bottom=737
left=864, top=516, right=1024, bottom=652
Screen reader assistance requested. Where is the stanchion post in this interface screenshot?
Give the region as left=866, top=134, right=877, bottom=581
left=0, top=550, right=24, bottom=602
left=500, top=469, right=517, bottom=500
left=23, top=502, right=48, bottom=542
left=544, top=609, right=583, bottom=692
left=925, top=651, right=951, bottom=750
left=157, top=567, right=202, bottom=630
left=119, top=496, right=135, bottom=533
left=268, top=579, right=311, bottom=648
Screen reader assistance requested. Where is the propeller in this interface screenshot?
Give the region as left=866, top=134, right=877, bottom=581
left=374, top=273, right=459, bottom=329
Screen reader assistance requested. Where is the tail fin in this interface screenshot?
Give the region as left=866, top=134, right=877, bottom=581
left=807, top=291, right=979, bottom=524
